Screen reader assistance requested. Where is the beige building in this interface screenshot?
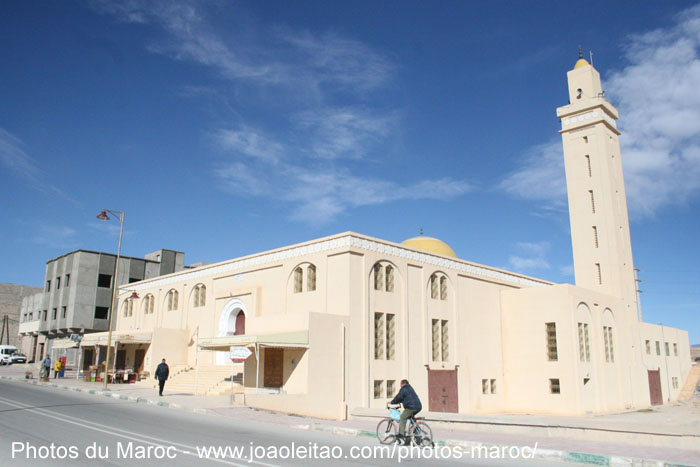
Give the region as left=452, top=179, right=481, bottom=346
left=81, top=56, right=691, bottom=419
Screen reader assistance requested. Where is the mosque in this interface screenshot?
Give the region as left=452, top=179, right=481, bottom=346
left=75, top=56, right=691, bottom=419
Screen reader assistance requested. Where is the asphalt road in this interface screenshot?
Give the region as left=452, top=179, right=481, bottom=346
left=0, top=379, right=565, bottom=466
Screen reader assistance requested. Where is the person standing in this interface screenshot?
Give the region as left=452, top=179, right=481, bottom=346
left=41, top=356, right=51, bottom=379
left=53, top=359, right=62, bottom=379
left=59, top=356, right=67, bottom=378
left=387, top=379, right=423, bottom=445
left=154, top=359, right=169, bottom=396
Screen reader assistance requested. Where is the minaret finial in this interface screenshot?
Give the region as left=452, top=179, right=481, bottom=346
left=578, top=45, right=583, bottom=59
left=419, top=227, right=423, bottom=236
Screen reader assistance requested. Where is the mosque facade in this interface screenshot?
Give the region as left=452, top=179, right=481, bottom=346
left=80, top=57, right=691, bottom=419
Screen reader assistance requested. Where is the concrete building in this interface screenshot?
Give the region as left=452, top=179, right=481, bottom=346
left=17, top=249, right=185, bottom=366
left=86, top=56, right=691, bottom=419
left=0, top=283, right=43, bottom=350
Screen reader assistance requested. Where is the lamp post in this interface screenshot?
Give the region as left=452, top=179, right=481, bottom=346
left=97, top=209, right=124, bottom=390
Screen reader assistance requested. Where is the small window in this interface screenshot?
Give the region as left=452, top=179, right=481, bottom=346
left=430, top=274, right=438, bottom=299
left=674, top=343, right=678, bottom=356
left=583, top=136, right=588, bottom=144
left=441, top=320, right=449, bottom=361
left=549, top=378, right=561, bottom=394
left=386, top=380, right=396, bottom=398
left=61, top=306, right=66, bottom=319
left=56, top=277, right=61, bottom=290
left=374, top=264, right=384, bottom=291
left=585, top=154, right=592, bottom=177
left=293, top=267, right=303, bottom=293
left=645, top=340, right=651, bottom=355
left=589, top=190, right=596, bottom=213
left=128, top=277, right=140, bottom=284
left=665, top=342, right=670, bottom=356
left=373, top=380, right=384, bottom=399
left=65, top=274, right=70, bottom=287
left=490, top=379, right=496, bottom=394
left=374, top=313, right=385, bottom=360
left=385, top=265, right=394, bottom=292
left=307, top=265, right=316, bottom=292
left=595, top=263, right=602, bottom=284
left=440, top=276, right=448, bottom=300
left=94, top=306, right=109, bottom=320
left=386, top=313, right=395, bottom=360
left=46, top=280, right=51, bottom=292
left=97, top=274, right=112, bottom=288
left=432, top=319, right=440, bottom=361
left=52, top=308, right=57, bottom=320
left=482, top=379, right=489, bottom=395
left=603, top=326, right=614, bottom=362
left=546, top=322, right=558, bottom=361
left=592, top=226, right=598, bottom=248
left=43, top=310, right=47, bottom=321
left=655, top=341, right=661, bottom=356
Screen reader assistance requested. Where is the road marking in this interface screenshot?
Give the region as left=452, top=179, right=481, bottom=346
left=0, top=394, right=280, bottom=467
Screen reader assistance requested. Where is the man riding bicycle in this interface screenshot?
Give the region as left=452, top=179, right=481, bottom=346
left=386, top=379, right=422, bottom=445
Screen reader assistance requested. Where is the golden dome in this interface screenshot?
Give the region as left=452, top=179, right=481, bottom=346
left=574, top=58, right=590, bottom=69
left=401, top=236, right=457, bottom=259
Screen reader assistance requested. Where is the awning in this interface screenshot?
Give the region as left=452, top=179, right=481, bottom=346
left=80, top=332, right=152, bottom=347
left=51, top=338, right=79, bottom=349
left=198, top=330, right=308, bottom=351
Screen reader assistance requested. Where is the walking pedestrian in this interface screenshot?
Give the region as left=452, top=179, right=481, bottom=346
left=154, top=359, right=169, bottom=396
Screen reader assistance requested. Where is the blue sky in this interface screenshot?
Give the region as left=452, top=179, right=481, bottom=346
left=1, top=1, right=699, bottom=343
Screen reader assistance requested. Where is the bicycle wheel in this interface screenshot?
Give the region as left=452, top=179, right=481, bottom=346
left=376, top=418, right=398, bottom=444
left=410, top=421, right=434, bottom=447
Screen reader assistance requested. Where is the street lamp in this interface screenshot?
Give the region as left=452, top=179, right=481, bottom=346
left=96, top=209, right=124, bottom=390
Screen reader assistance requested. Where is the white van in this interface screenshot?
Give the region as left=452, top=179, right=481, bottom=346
left=0, top=345, right=19, bottom=356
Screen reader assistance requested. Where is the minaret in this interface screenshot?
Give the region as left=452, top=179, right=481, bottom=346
left=556, top=51, right=638, bottom=319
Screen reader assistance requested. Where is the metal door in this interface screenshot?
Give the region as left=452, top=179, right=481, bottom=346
left=648, top=370, right=663, bottom=405
left=428, top=369, right=459, bottom=412
left=264, top=348, right=283, bottom=387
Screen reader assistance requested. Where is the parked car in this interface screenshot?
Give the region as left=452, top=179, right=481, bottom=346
left=11, top=353, right=27, bottom=364
left=0, top=354, right=12, bottom=366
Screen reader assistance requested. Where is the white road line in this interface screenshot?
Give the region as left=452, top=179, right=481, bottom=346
left=0, top=394, right=281, bottom=467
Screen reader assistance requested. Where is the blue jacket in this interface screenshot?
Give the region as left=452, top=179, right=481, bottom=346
left=390, top=384, right=422, bottom=411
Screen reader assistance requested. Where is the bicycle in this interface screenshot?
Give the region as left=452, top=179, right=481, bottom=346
left=376, top=408, right=434, bottom=447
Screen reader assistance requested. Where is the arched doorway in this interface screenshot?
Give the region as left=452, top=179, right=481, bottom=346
left=216, top=298, right=249, bottom=365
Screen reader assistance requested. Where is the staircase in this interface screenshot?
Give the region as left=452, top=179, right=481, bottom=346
left=136, top=365, right=244, bottom=395
left=133, top=364, right=190, bottom=390
left=678, top=365, right=700, bottom=401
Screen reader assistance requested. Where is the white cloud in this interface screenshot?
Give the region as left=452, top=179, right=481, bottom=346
left=505, top=241, right=551, bottom=272
left=501, top=5, right=700, bottom=219
left=0, top=128, right=67, bottom=198
left=499, top=140, right=567, bottom=211
left=97, top=1, right=470, bottom=224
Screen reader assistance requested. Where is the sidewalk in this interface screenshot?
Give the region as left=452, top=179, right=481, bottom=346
left=1, top=364, right=698, bottom=467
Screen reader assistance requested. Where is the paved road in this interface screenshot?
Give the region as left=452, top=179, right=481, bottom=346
left=0, top=379, right=565, bottom=466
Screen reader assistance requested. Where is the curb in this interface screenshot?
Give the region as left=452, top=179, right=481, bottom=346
left=2, top=376, right=695, bottom=467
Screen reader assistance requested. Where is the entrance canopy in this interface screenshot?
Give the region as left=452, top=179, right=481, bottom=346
left=198, top=330, right=308, bottom=351
left=80, top=331, right=152, bottom=347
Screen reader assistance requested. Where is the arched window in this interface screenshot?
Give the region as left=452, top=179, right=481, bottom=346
left=122, top=301, right=131, bottom=317
left=374, top=264, right=384, bottom=290
left=293, top=267, right=303, bottom=293
left=166, top=290, right=179, bottom=311
left=234, top=310, right=245, bottom=335
left=142, top=294, right=154, bottom=314
left=193, top=284, right=206, bottom=308
left=307, top=265, right=316, bottom=292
